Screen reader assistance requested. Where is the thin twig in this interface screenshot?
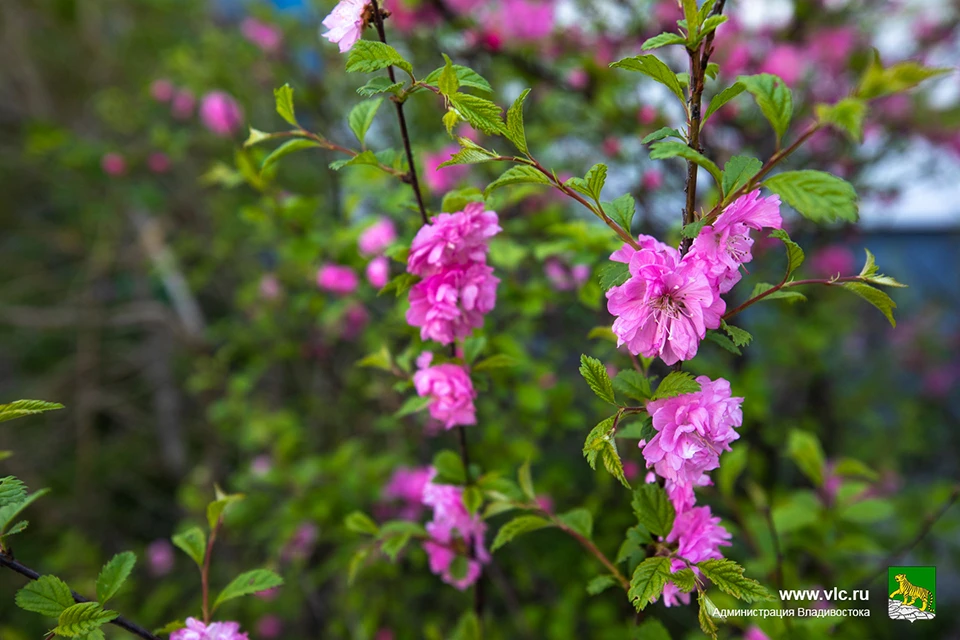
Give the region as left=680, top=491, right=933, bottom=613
left=201, top=517, right=223, bottom=624
left=546, top=514, right=630, bottom=592
left=722, top=276, right=860, bottom=321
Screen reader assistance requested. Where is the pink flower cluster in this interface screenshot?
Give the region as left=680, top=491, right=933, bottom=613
left=406, top=202, right=501, bottom=344
left=421, top=473, right=490, bottom=590
left=171, top=618, right=249, bottom=640
left=606, top=190, right=781, bottom=365
left=359, top=217, right=397, bottom=288
left=413, top=352, right=477, bottom=429
left=383, top=465, right=434, bottom=519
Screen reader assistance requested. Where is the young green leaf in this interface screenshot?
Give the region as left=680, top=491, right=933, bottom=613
left=603, top=194, right=635, bottom=234
left=0, top=399, right=64, bottom=424
left=601, top=443, right=631, bottom=489
left=558, top=508, right=593, bottom=539
left=703, top=82, right=745, bottom=124
left=207, top=489, right=244, bottom=530
left=171, top=527, right=206, bottom=568
left=641, top=33, right=687, bottom=51
left=842, top=282, right=898, bottom=326
left=857, top=55, right=951, bottom=100
left=787, top=429, right=826, bottom=486
left=462, top=485, right=483, bottom=515
left=631, top=484, right=676, bottom=537
left=491, top=515, right=553, bottom=551
left=629, top=556, right=672, bottom=611
left=612, top=370, right=651, bottom=401
left=484, top=165, right=550, bottom=196
left=437, top=138, right=501, bottom=168
left=95, top=552, right=136, bottom=604
left=586, top=575, right=619, bottom=595
left=697, top=559, right=773, bottom=602
left=379, top=272, right=419, bottom=298
left=610, top=55, right=686, bottom=104
left=356, top=77, right=405, bottom=97
left=437, top=54, right=459, bottom=96
left=273, top=84, right=297, bottom=127
left=348, top=98, right=384, bottom=147
left=649, top=141, right=722, bottom=187
left=0, top=476, right=26, bottom=508
left=858, top=248, right=906, bottom=288
left=641, top=127, right=684, bottom=144
left=505, top=88, right=531, bottom=155
left=394, top=395, right=432, bottom=418
left=698, top=591, right=720, bottom=639
left=721, top=322, right=753, bottom=347
left=345, top=40, right=413, bottom=76
left=769, top=228, right=805, bottom=277
left=651, top=371, right=701, bottom=400
left=54, top=602, right=118, bottom=637
left=345, top=511, right=379, bottom=535
left=260, top=139, right=322, bottom=173
left=705, top=331, right=741, bottom=355
left=584, top=163, right=608, bottom=202
left=816, top=98, right=867, bottom=142
left=721, top=155, right=763, bottom=200
left=597, top=262, right=630, bottom=291
left=213, top=569, right=284, bottom=609
left=750, top=282, right=807, bottom=304
left=764, top=170, right=858, bottom=224
left=583, top=416, right=615, bottom=471
left=717, top=445, right=749, bottom=498
left=15, top=575, right=75, bottom=617
left=579, top=355, right=616, bottom=404
left=433, top=450, right=466, bottom=484
left=737, top=74, right=793, bottom=144
left=422, top=64, right=492, bottom=93
left=449, top=93, right=505, bottom=135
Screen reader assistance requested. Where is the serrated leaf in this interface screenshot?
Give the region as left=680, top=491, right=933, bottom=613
left=433, top=450, right=466, bottom=484
left=857, top=56, right=951, bottom=100
left=356, top=77, right=405, bottom=97
left=437, top=54, right=459, bottom=96
left=737, top=74, right=793, bottom=143
left=583, top=417, right=615, bottom=470
left=0, top=399, right=64, bottom=424
left=0, top=476, right=27, bottom=508
left=698, top=592, right=720, bottom=639
left=721, top=155, right=763, bottom=199
left=611, top=55, right=686, bottom=104
left=273, top=84, right=297, bottom=126
left=598, top=261, right=630, bottom=291
left=558, top=508, right=593, bottom=539
left=1, top=519, right=28, bottom=537
left=697, top=558, right=773, bottom=602
left=816, top=98, right=866, bottom=142
left=681, top=218, right=708, bottom=239
left=671, top=568, right=697, bottom=593
left=629, top=556, right=672, bottom=611
left=484, top=164, right=550, bottom=196
left=449, top=93, right=505, bottom=135
left=345, top=40, right=413, bottom=76
left=394, top=394, right=432, bottom=418
left=649, top=141, right=722, bottom=187
left=261, top=139, right=321, bottom=172
left=171, top=527, right=206, bottom=568
left=243, top=127, right=272, bottom=147
left=604, top=194, right=635, bottom=234
left=750, top=282, right=807, bottom=304
left=631, top=484, right=676, bottom=537
left=602, top=442, right=632, bottom=489
left=700, top=14, right=727, bottom=38
left=787, top=429, right=826, bottom=486
left=422, top=65, right=492, bottom=93
left=54, top=602, right=118, bottom=637
left=505, top=88, right=531, bottom=154
left=765, top=170, right=858, bottom=224
left=472, top=354, right=519, bottom=372
left=15, top=575, right=74, bottom=617
left=652, top=371, right=701, bottom=400
left=721, top=322, right=753, bottom=347
left=842, top=282, right=898, bottom=326
left=641, top=33, right=687, bottom=51
left=586, top=575, right=619, bottom=595
left=641, top=127, right=683, bottom=144
left=95, top=552, right=136, bottom=604
left=768, top=228, right=805, bottom=277
left=579, top=355, right=616, bottom=404
left=705, top=331, right=741, bottom=355
left=704, top=82, right=745, bottom=124
left=213, top=569, right=284, bottom=609
left=858, top=249, right=906, bottom=288
left=437, top=138, right=500, bottom=168
left=0, top=488, right=49, bottom=533
left=348, top=99, right=383, bottom=147
left=584, top=163, right=608, bottom=202
left=491, top=515, right=553, bottom=551
left=612, top=371, right=651, bottom=401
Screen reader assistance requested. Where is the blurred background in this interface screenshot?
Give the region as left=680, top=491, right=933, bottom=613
left=0, top=0, right=957, bottom=638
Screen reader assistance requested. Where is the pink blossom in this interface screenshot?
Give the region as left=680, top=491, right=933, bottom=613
left=342, top=303, right=369, bottom=340
left=745, top=626, right=771, bottom=640
left=366, top=256, right=390, bottom=288
left=406, top=263, right=498, bottom=344
left=423, top=146, right=470, bottom=192
left=407, top=203, right=501, bottom=276
left=255, top=615, right=283, bottom=639
left=660, top=506, right=731, bottom=607
left=101, top=153, right=126, bottom=177
left=759, top=45, right=806, bottom=86
left=259, top=274, right=282, bottom=300
left=642, top=376, right=743, bottom=486
left=384, top=466, right=434, bottom=519
left=150, top=79, right=175, bottom=102
left=483, top=0, right=555, bottom=42
left=535, top=495, right=554, bottom=513
left=147, top=152, right=171, bottom=174
left=606, top=238, right=724, bottom=365
left=317, top=264, right=359, bottom=294
left=199, top=91, right=244, bottom=137
left=146, top=540, right=174, bottom=576
left=571, top=264, right=591, bottom=287
left=642, top=168, right=664, bottom=190
left=809, top=244, right=855, bottom=278
left=544, top=259, right=572, bottom=290
left=170, top=618, right=249, bottom=640
left=171, top=90, right=196, bottom=120
left=358, top=217, right=397, bottom=255
left=413, top=352, right=477, bottom=428
left=638, top=105, right=658, bottom=125
left=241, top=18, right=282, bottom=54
left=422, top=478, right=489, bottom=590
left=322, top=0, right=370, bottom=53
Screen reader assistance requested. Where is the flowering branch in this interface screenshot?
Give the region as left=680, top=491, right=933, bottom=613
left=0, top=552, right=160, bottom=640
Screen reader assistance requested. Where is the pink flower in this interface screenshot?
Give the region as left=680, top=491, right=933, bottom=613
left=642, top=377, right=743, bottom=486
left=809, top=245, right=854, bottom=278
left=483, top=0, right=555, bottom=42
left=150, top=79, right=175, bottom=102
left=407, top=203, right=501, bottom=276
left=199, top=91, right=244, bottom=137
left=413, top=352, right=477, bottom=428
left=171, top=90, right=196, bottom=120
left=255, top=615, right=283, bottom=639
left=342, top=303, right=369, bottom=340
left=366, top=256, right=390, bottom=288
left=571, top=264, right=591, bottom=287
left=317, top=264, right=359, bottom=294
left=660, top=506, right=731, bottom=607
left=745, top=626, right=771, bottom=640
left=638, top=105, right=658, bottom=125
left=147, top=152, right=171, bottom=174
left=544, top=259, right=572, bottom=290
left=146, top=540, right=174, bottom=576
left=606, top=238, right=724, bottom=365
left=384, top=466, right=434, bottom=519
left=241, top=18, right=283, bottom=54
left=689, top=190, right=781, bottom=293
left=406, top=263, right=498, bottom=344
left=101, top=153, right=126, bottom=177
left=358, top=217, right=397, bottom=255
left=322, top=0, right=370, bottom=53
left=423, top=146, right=470, bottom=193
left=422, top=478, right=489, bottom=590
left=170, top=618, right=249, bottom=640
left=642, top=168, right=664, bottom=190
left=759, top=45, right=806, bottom=86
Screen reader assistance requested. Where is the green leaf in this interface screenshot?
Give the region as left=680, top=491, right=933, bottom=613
left=717, top=446, right=748, bottom=498
left=681, top=218, right=708, bottom=240
left=261, top=139, right=321, bottom=173
left=213, top=569, right=284, bottom=610
left=604, top=194, right=635, bottom=234
left=484, top=165, right=550, bottom=196
left=437, top=138, right=501, bottom=169
left=629, top=556, right=672, bottom=611
left=437, top=54, right=459, bottom=96
left=462, top=335, right=487, bottom=364
left=394, top=395, right=432, bottom=418
left=243, top=127, right=272, bottom=147
left=705, top=331, right=741, bottom=355
left=698, top=592, right=720, bottom=639
left=422, top=64, right=492, bottom=93
left=586, top=575, right=619, bottom=595
left=579, top=355, right=616, bottom=404
left=697, top=559, right=773, bottom=602
left=671, top=568, right=697, bottom=593
left=787, top=429, right=826, bottom=486
left=80, top=629, right=106, bottom=640
left=472, top=354, right=519, bottom=372
left=206, top=488, right=244, bottom=530
left=451, top=611, right=482, bottom=640
left=681, top=0, right=701, bottom=37
left=857, top=55, right=951, bottom=100
left=842, top=282, right=898, bottom=326
left=699, top=14, right=728, bottom=38
left=95, top=552, right=136, bottom=604
left=635, top=618, right=672, bottom=640
left=433, top=450, right=466, bottom=484
left=721, top=322, right=752, bottom=347
left=601, top=444, right=631, bottom=489
left=15, top=575, right=75, bottom=617
left=612, top=371, right=651, bottom=401
left=721, top=155, right=763, bottom=199
left=462, top=486, right=483, bottom=515
left=631, top=484, right=676, bottom=537
left=344, top=511, right=379, bottom=535
left=768, top=228, right=805, bottom=277
left=764, top=170, right=859, bottom=224
left=273, top=84, right=297, bottom=126
left=1, top=520, right=28, bottom=537
left=750, top=282, right=807, bottom=304
left=584, top=163, right=608, bottom=202
left=380, top=532, right=412, bottom=561
left=0, top=476, right=27, bottom=508
left=703, top=82, right=745, bottom=124
left=358, top=345, right=392, bottom=372
left=858, top=248, right=906, bottom=288
left=558, top=508, right=593, bottom=539
left=171, top=527, right=206, bottom=568
left=816, top=98, right=866, bottom=142
left=441, top=187, right=484, bottom=213
left=505, top=88, right=531, bottom=155
left=0, top=399, right=64, bottom=423
left=598, top=262, right=630, bottom=292
left=345, top=40, right=413, bottom=76
left=641, top=32, right=687, bottom=51
left=0, top=488, right=48, bottom=533
left=839, top=498, right=894, bottom=523
left=347, top=548, right=369, bottom=585
left=610, top=55, right=686, bottom=104
left=649, top=141, right=722, bottom=187
left=641, top=127, right=684, bottom=144
left=378, top=272, right=419, bottom=298
left=491, top=515, right=553, bottom=551
left=348, top=98, right=383, bottom=147
left=582, top=416, right=615, bottom=470
left=737, top=74, right=793, bottom=143
left=449, top=93, right=505, bottom=135
left=652, top=371, right=701, bottom=400
left=54, top=602, right=118, bottom=637
left=356, top=77, right=405, bottom=97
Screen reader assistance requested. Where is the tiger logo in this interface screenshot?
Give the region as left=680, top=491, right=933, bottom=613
left=890, top=573, right=935, bottom=613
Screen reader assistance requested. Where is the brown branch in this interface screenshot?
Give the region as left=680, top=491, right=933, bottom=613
left=722, top=276, right=860, bottom=321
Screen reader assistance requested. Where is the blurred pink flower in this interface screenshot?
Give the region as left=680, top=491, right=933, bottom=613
left=744, top=626, right=771, bottom=640
left=809, top=245, right=855, bottom=279
left=544, top=259, right=571, bottom=290
left=535, top=494, right=553, bottom=513
left=571, top=263, right=590, bottom=287
left=322, top=0, right=370, bottom=53
left=317, top=264, right=359, bottom=294
left=808, top=27, right=857, bottom=69
left=602, top=137, right=621, bottom=157
left=150, top=79, right=175, bottom=102
left=146, top=539, right=174, bottom=576
left=384, top=466, right=434, bottom=516
left=638, top=105, right=658, bottom=125
left=241, top=18, right=282, bottom=54
left=366, top=256, right=390, bottom=288
left=171, top=90, right=196, bottom=120
left=358, top=217, right=397, bottom=255
left=484, top=0, right=555, bottom=42
left=259, top=274, right=282, bottom=300
left=250, top=454, right=273, bottom=476
left=413, top=352, right=477, bottom=429
left=423, top=146, right=469, bottom=192
left=101, top=153, right=127, bottom=177
left=147, top=152, right=171, bottom=174
left=622, top=459, right=640, bottom=481
left=760, top=45, right=806, bottom=86
left=567, top=68, right=589, bottom=90
left=342, top=303, right=369, bottom=340
left=199, top=91, right=244, bottom=137
left=642, top=168, right=664, bottom=190
left=255, top=615, right=283, bottom=639
left=282, top=523, right=318, bottom=562
left=171, top=619, right=248, bottom=640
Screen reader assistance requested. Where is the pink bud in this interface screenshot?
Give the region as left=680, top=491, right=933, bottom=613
left=241, top=18, right=283, bottom=54
left=199, top=91, right=244, bottom=137
left=171, top=90, right=196, bottom=120
left=147, top=152, right=171, bottom=174
left=317, top=264, right=359, bottom=295
left=150, top=79, right=175, bottom=102
left=256, top=615, right=283, bottom=639
left=101, top=153, right=127, bottom=177
left=638, top=105, right=658, bottom=125
left=146, top=540, right=175, bottom=576
left=571, top=264, right=591, bottom=287
left=642, top=169, right=664, bottom=190
left=366, top=256, right=390, bottom=288
left=602, top=137, right=621, bottom=157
